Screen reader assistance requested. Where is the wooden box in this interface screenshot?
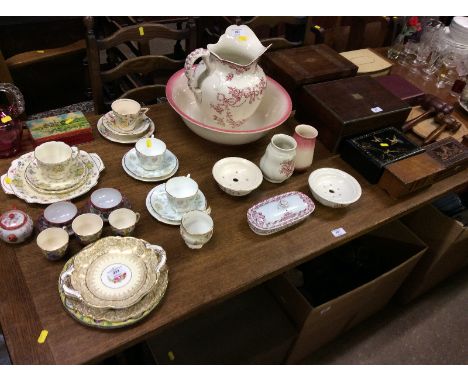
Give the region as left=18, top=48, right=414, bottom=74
left=296, top=76, right=412, bottom=152
left=261, top=44, right=358, bottom=103
left=341, top=126, right=424, bottom=184
left=378, top=152, right=444, bottom=198
left=424, top=137, right=468, bottom=181
left=376, top=75, right=425, bottom=106
left=268, top=220, right=426, bottom=363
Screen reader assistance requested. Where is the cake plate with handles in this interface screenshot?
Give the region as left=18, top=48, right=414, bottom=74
left=60, top=236, right=166, bottom=310
left=1, top=150, right=104, bottom=204
left=59, top=257, right=169, bottom=329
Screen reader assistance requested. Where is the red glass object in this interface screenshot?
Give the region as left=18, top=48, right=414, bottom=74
left=0, top=83, right=25, bottom=158
left=451, top=79, right=466, bottom=96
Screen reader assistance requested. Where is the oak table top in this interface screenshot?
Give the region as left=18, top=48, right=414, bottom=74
left=1, top=59, right=468, bottom=364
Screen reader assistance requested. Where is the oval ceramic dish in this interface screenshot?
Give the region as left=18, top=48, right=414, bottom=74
left=166, top=69, right=292, bottom=145
left=308, top=168, right=362, bottom=208
left=247, top=191, right=315, bottom=235
left=212, top=157, right=263, bottom=196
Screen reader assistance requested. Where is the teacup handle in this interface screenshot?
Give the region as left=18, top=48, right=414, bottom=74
left=145, top=244, right=167, bottom=274
left=139, top=107, right=149, bottom=116
left=59, top=264, right=84, bottom=302
left=135, top=212, right=140, bottom=223
left=71, top=146, right=80, bottom=160
left=184, top=48, right=210, bottom=103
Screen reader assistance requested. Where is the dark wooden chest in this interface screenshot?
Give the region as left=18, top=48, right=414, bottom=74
left=296, top=75, right=412, bottom=152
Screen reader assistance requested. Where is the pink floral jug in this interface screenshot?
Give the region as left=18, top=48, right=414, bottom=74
left=184, top=25, right=270, bottom=129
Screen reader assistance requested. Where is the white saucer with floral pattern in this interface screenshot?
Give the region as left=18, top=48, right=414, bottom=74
left=122, top=148, right=179, bottom=182
left=97, top=116, right=155, bottom=144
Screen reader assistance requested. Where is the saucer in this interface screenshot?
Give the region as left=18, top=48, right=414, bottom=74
left=122, top=148, right=179, bottom=182
left=36, top=214, right=75, bottom=236
left=103, top=111, right=150, bottom=136
left=25, top=156, right=87, bottom=192
left=97, top=116, right=155, bottom=144
left=146, top=183, right=207, bottom=225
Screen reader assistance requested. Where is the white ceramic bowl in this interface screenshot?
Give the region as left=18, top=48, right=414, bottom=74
left=308, top=168, right=362, bottom=208
left=212, top=157, right=263, bottom=196
left=44, top=201, right=78, bottom=225
left=166, top=69, right=292, bottom=145
left=91, top=188, right=123, bottom=211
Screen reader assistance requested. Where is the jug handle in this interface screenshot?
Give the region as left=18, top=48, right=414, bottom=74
left=184, top=48, right=210, bottom=103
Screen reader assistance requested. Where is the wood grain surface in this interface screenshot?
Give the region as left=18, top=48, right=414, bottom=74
left=1, top=56, right=468, bottom=364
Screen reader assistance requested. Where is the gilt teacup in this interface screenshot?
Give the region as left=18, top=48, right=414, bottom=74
left=36, top=227, right=69, bottom=261
left=111, top=98, right=149, bottom=132
left=34, top=141, right=79, bottom=180
left=72, top=213, right=104, bottom=245
left=180, top=210, right=213, bottom=249
left=108, top=208, right=140, bottom=236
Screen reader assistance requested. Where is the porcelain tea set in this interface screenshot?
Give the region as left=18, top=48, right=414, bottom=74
left=97, top=98, right=155, bottom=144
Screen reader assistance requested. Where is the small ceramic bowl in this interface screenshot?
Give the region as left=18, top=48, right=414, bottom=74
left=43, top=201, right=78, bottom=226
left=165, top=176, right=199, bottom=213
left=36, top=227, right=69, bottom=261
left=72, top=213, right=104, bottom=245
left=308, top=168, right=362, bottom=208
left=90, top=188, right=123, bottom=212
left=108, top=208, right=140, bottom=236
left=212, top=157, right=263, bottom=196
left=180, top=210, right=214, bottom=249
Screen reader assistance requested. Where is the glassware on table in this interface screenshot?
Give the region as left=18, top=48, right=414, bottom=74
left=436, top=52, right=463, bottom=89
left=398, top=40, right=420, bottom=68
left=460, top=85, right=468, bottom=112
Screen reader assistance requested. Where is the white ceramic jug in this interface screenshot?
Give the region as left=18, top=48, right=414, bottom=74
left=260, top=134, right=297, bottom=183
left=184, top=25, right=271, bottom=129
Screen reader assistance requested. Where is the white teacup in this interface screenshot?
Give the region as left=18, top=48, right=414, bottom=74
left=72, top=213, right=104, bottom=245
left=180, top=210, right=214, bottom=249
left=108, top=208, right=140, bottom=236
left=34, top=141, right=79, bottom=180
left=111, top=98, right=149, bottom=132
left=165, top=176, right=199, bottom=213
left=36, top=227, right=69, bottom=261
left=135, top=136, right=166, bottom=171
left=44, top=201, right=78, bottom=227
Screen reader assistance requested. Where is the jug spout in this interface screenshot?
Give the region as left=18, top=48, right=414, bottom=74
left=207, top=25, right=271, bottom=67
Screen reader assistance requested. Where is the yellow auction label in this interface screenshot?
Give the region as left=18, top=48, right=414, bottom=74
left=65, top=118, right=74, bottom=124
left=5, top=177, right=12, bottom=184
left=380, top=143, right=389, bottom=147
left=238, top=35, right=248, bottom=41
left=139, top=27, right=145, bottom=36
left=1, top=116, right=12, bottom=124
left=37, top=330, right=48, bottom=344
left=36, top=50, right=45, bottom=53
left=146, top=138, right=152, bottom=148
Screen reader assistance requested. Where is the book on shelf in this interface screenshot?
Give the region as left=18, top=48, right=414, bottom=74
left=26, top=111, right=94, bottom=147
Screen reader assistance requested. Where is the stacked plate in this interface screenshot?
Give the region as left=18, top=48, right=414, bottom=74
left=449, top=17, right=468, bottom=45
left=58, top=236, right=168, bottom=329
left=97, top=111, right=155, bottom=144
left=1, top=150, right=104, bottom=204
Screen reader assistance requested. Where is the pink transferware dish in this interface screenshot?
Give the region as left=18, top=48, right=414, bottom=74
left=247, top=191, right=315, bottom=235
left=166, top=69, right=292, bottom=145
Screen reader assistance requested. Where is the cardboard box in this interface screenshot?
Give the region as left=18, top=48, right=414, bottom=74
left=340, top=48, right=393, bottom=77
left=146, top=285, right=297, bottom=364
left=262, top=44, right=358, bottom=104
left=399, top=205, right=468, bottom=303
left=296, top=76, right=412, bottom=153
left=268, top=220, right=426, bottom=363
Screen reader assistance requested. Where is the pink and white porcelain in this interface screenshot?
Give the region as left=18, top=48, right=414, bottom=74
left=44, top=201, right=78, bottom=226
left=166, top=69, right=292, bottom=145
left=259, top=134, right=297, bottom=183
left=184, top=25, right=270, bottom=129
left=247, top=191, right=315, bottom=235
left=0, top=209, right=34, bottom=244
left=90, top=188, right=123, bottom=212
left=293, top=125, right=318, bottom=172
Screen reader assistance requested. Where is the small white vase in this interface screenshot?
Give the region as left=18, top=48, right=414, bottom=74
left=260, top=134, right=297, bottom=183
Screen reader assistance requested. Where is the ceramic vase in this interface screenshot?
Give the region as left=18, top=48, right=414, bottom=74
left=293, top=124, right=318, bottom=172
left=259, top=134, right=297, bottom=183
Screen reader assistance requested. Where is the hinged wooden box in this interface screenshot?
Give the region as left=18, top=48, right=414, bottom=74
left=341, top=126, right=424, bottom=184
left=261, top=44, right=358, bottom=103
left=296, top=76, right=412, bottom=152
left=378, top=152, right=444, bottom=198
left=424, top=137, right=468, bottom=181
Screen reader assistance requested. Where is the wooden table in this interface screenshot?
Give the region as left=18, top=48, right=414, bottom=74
left=1, top=58, right=468, bottom=364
